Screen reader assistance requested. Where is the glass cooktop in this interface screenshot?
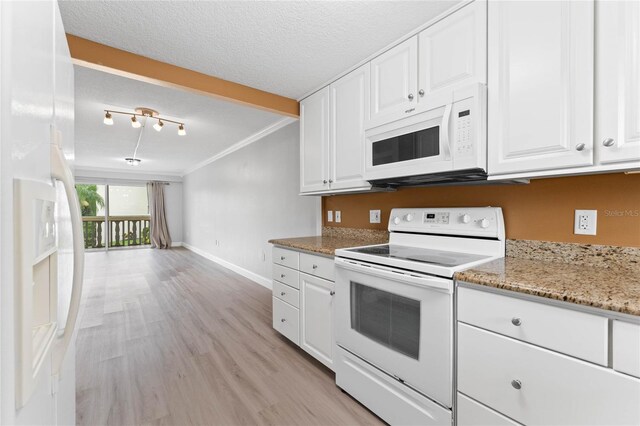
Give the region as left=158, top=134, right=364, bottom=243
left=346, top=244, right=488, bottom=267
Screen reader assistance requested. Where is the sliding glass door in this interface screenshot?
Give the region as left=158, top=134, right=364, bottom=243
left=76, top=183, right=150, bottom=251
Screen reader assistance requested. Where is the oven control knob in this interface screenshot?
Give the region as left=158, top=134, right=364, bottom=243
left=404, top=213, right=414, bottom=222
left=393, top=216, right=401, bottom=225
left=461, top=214, right=471, bottom=224
left=480, top=218, right=490, bottom=229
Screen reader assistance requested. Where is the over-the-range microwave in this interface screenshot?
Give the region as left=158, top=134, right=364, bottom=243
left=365, top=83, right=487, bottom=187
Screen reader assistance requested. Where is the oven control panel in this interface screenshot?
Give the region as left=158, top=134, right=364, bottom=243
left=389, top=207, right=505, bottom=239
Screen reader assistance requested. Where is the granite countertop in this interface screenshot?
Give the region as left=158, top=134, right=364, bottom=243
left=456, top=240, right=640, bottom=317
left=269, top=227, right=388, bottom=257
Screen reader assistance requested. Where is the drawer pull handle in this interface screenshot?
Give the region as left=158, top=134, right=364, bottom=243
left=281, top=318, right=286, bottom=323
left=312, top=264, right=318, bottom=269
left=511, top=317, right=522, bottom=326
left=280, top=291, right=286, bottom=296
left=280, top=274, right=286, bottom=278
left=511, top=379, right=522, bottom=390
left=330, top=291, right=335, bottom=296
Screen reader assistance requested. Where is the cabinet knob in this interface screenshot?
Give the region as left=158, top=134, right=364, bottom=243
left=330, top=291, right=335, bottom=296
left=575, top=143, right=586, bottom=151
left=312, top=264, right=318, bottom=269
left=328, top=179, right=333, bottom=184
left=280, top=274, right=285, bottom=278
left=280, top=291, right=286, bottom=296
left=602, top=137, right=615, bottom=147
left=323, top=180, right=328, bottom=184
left=418, top=89, right=425, bottom=97
left=511, top=379, right=522, bottom=390
left=280, top=256, right=285, bottom=261
left=511, top=317, right=522, bottom=326
left=408, top=93, right=414, bottom=101
left=281, top=318, right=286, bottom=323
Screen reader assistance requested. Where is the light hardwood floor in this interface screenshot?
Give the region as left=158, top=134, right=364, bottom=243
left=76, top=248, right=383, bottom=426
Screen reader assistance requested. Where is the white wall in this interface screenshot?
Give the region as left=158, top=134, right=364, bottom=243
left=183, top=121, right=319, bottom=286
left=75, top=169, right=184, bottom=244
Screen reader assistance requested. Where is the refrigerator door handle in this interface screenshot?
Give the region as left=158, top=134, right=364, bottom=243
left=50, top=137, right=85, bottom=376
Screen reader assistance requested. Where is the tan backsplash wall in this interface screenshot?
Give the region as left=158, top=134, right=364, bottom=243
left=322, top=173, right=640, bottom=247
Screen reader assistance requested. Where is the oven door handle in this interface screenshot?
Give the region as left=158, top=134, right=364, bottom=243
left=335, top=258, right=452, bottom=293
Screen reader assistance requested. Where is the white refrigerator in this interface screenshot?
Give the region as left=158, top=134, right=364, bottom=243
left=1, top=1, right=83, bottom=425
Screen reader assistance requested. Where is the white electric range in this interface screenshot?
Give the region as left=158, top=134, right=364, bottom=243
left=333, top=207, right=505, bottom=426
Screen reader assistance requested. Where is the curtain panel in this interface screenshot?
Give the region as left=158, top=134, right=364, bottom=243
left=147, top=182, right=172, bottom=249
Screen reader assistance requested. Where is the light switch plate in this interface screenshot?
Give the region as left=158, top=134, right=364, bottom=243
left=574, top=209, right=597, bottom=235
left=335, top=211, right=341, bottom=223
left=327, top=210, right=333, bottom=222
left=369, top=210, right=381, bottom=223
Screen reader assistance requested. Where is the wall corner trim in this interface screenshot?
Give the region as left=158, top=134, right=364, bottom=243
left=182, top=243, right=272, bottom=290
left=181, top=117, right=297, bottom=177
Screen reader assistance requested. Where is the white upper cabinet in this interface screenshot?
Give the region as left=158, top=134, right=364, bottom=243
left=596, top=0, right=640, bottom=165
left=488, top=1, right=595, bottom=175
left=369, top=36, right=418, bottom=127
left=418, top=0, right=487, bottom=96
left=300, top=87, right=330, bottom=193
left=329, top=64, right=371, bottom=191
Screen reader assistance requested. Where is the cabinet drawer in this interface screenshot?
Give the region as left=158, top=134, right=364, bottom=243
left=457, top=393, right=519, bottom=426
left=613, top=320, right=640, bottom=378
left=336, top=347, right=451, bottom=426
left=272, top=247, right=299, bottom=269
left=272, top=297, right=299, bottom=345
left=458, top=323, right=640, bottom=426
left=299, top=252, right=334, bottom=281
left=272, top=264, right=299, bottom=289
left=273, top=280, right=299, bottom=309
left=458, top=287, right=608, bottom=365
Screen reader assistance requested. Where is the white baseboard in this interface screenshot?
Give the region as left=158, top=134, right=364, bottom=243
left=171, top=241, right=183, bottom=247
left=182, top=243, right=272, bottom=290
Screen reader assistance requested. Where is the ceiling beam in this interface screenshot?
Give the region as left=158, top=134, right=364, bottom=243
left=66, top=34, right=300, bottom=118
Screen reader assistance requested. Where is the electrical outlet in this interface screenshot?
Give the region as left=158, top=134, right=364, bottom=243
left=369, top=210, right=381, bottom=224
left=335, top=211, right=341, bottom=223
left=574, top=210, right=597, bottom=235
left=327, top=210, right=333, bottom=222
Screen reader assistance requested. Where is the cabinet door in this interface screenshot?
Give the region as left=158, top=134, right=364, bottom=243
left=596, top=1, right=640, bottom=164
left=329, top=64, right=371, bottom=191
left=300, top=88, right=330, bottom=193
left=488, top=1, right=594, bottom=175
left=299, top=273, right=334, bottom=370
left=369, top=36, right=418, bottom=127
left=418, top=0, right=487, bottom=97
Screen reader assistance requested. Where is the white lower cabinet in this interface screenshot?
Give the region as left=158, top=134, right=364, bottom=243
left=457, top=287, right=640, bottom=426
left=271, top=247, right=335, bottom=370
left=299, top=273, right=334, bottom=369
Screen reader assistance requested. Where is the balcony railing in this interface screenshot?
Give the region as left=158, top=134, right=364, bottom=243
left=82, top=215, right=151, bottom=249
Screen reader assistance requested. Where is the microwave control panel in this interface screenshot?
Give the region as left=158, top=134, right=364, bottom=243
left=456, top=109, right=473, bottom=156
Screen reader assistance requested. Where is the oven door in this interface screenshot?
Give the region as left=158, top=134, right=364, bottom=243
left=334, top=258, right=453, bottom=408
left=364, top=89, right=454, bottom=181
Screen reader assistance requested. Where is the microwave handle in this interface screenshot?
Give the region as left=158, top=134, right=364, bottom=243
left=442, top=103, right=453, bottom=160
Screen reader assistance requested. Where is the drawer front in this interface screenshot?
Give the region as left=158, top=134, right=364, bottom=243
left=458, top=286, right=608, bottom=365
left=273, top=247, right=299, bottom=269
left=613, top=320, right=640, bottom=378
left=272, top=264, right=299, bottom=289
left=299, top=252, right=335, bottom=281
left=272, top=297, right=299, bottom=345
left=457, top=393, right=519, bottom=426
left=458, top=323, right=640, bottom=426
left=336, top=347, right=451, bottom=426
left=273, top=280, right=299, bottom=308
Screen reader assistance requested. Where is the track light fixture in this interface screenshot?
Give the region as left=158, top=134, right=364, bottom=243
left=102, top=107, right=186, bottom=136
left=125, top=157, right=142, bottom=166
left=153, top=119, right=164, bottom=132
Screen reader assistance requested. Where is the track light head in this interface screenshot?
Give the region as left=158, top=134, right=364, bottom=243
left=131, top=115, right=141, bottom=128
left=153, top=119, right=164, bottom=132
left=178, top=124, right=186, bottom=136
left=103, top=111, right=114, bottom=125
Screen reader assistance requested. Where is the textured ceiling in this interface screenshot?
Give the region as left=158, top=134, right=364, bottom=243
left=60, top=1, right=461, bottom=99
left=74, top=66, right=282, bottom=174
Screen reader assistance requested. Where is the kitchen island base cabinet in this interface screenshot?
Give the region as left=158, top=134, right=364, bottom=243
left=300, top=273, right=334, bottom=370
